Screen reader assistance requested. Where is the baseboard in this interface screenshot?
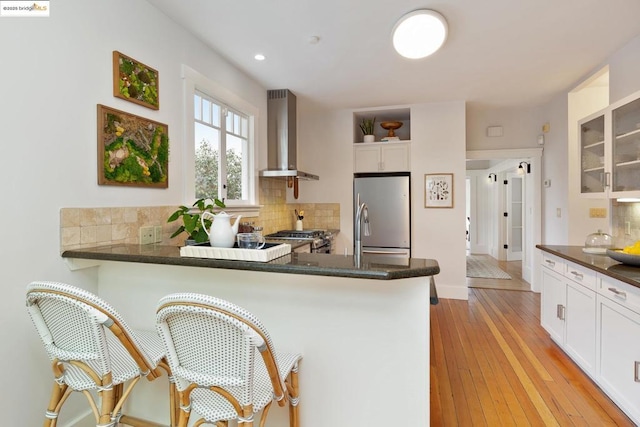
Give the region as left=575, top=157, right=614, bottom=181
left=434, top=283, right=468, bottom=300
left=62, top=411, right=93, bottom=427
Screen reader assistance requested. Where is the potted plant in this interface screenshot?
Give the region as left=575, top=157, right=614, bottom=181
left=359, top=117, right=376, bottom=143
left=168, top=198, right=226, bottom=244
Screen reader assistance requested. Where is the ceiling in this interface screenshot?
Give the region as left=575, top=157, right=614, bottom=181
left=146, top=0, right=640, bottom=110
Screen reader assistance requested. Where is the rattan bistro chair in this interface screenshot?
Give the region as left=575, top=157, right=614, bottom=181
left=26, top=281, right=177, bottom=427
left=156, top=293, right=302, bottom=427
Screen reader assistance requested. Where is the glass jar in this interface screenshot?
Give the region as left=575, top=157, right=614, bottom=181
left=583, top=229, right=613, bottom=254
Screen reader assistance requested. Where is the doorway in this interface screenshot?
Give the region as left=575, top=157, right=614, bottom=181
left=466, top=148, right=543, bottom=289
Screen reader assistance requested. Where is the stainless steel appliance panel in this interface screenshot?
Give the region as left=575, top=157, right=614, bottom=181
left=354, top=172, right=410, bottom=251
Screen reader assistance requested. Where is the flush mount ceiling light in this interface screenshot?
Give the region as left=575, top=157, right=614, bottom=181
left=254, top=53, right=266, bottom=61
left=392, top=9, right=448, bottom=59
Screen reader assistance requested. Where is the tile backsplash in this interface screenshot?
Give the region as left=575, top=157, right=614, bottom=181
left=60, top=179, right=340, bottom=252
left=611, top=200, right=640, bottom=247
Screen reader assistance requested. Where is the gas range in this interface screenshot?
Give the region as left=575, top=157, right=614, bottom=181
left=265, top=229, right=333, bottom=253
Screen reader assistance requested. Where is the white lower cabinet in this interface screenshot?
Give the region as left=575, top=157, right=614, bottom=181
left=540, top=251, right=640, bottom=425
left=596, top=277, right=640, bottom=423
left=564, top=281, right=596, bottom=374
left=540, top=254, right=596, bottom=376
left=541, top=266, right=566, bottom=344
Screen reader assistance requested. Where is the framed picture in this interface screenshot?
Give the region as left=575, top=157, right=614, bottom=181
left=425, top=173, right=454, bottom=208
left=112, top=51, right=159, bottom=110
left=97, top=104, right=169, bottom=188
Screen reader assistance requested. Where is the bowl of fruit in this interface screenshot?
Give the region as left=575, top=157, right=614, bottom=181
left=607, top=241, right=640, bottom=266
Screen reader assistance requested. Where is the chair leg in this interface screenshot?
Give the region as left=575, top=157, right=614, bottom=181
left=97, top=373, right=116, bottom=427
left=287, top=366, right=300, bottom=427
left=43, top=381, right=68, bottom=427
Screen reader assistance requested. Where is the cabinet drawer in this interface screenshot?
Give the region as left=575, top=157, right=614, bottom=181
left=599, top=275, right=640, bottom=314
left=564, top=261, right=597, bottom=291
left=542, top=254, right=565, bottom=274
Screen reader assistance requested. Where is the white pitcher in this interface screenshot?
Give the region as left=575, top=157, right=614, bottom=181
left=201, top=211, right=242, bottom=248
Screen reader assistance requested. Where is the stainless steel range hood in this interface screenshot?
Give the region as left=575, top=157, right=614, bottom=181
left=259, top=89, right=319, bottom=181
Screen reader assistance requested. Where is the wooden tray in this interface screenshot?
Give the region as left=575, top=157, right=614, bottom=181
left=180, top=242, right=291, bottom=262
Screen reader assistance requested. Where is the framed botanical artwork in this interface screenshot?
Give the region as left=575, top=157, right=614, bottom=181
left=97, top=104, right=169, bottom=188
left=425, top=173, right=454, bottom=208
left=112, top=51, right=159, bottom=110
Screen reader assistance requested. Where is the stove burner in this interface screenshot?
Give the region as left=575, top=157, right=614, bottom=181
left=265, top=230, right=334, bottom=253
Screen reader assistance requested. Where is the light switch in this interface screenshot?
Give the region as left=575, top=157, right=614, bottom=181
left=556, top=208, right=561, bottom=218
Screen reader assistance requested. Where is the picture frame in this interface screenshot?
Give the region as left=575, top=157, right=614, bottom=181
left=97, top=104, right=169, bottom=188
left=425, top=173, right=454, bottom=208
left=112, top=51, right=159, bottom=110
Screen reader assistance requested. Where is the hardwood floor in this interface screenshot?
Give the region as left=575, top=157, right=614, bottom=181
left=430, top=288, right=634, bottom=426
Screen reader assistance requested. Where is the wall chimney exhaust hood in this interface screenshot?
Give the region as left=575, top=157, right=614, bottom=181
left=259, top=89, right=319, bottom=181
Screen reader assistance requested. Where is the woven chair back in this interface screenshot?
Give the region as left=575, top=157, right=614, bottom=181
left=26, top=281, right=155, bottom=390
left=156, top=293, right=283, bottom=406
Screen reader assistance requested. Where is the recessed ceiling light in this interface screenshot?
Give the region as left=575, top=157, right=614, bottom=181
left=254, top=54, right=266, bottom=61
left=392, top=9, right=448, bottom=59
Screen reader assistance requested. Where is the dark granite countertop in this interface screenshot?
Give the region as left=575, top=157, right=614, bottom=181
left=62, top=244, right=439, bottom=280
left=537, top=245, right=640, bottom=289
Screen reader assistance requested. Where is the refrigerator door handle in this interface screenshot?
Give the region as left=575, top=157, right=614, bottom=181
left=363, top=250, right=408, bottom=255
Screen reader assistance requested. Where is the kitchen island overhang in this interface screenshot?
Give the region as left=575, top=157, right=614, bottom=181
left=62, top=245, right=438, bottom=426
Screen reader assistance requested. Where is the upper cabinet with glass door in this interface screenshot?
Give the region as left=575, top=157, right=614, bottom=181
left=611, top=94, right=640, bottom=196
left=580, top=111, right=608, bottom=196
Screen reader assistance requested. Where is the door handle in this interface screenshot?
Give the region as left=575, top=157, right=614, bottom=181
left=570, top=270, right=584, bottom=280
left=607, top=287, right=627, bottom=299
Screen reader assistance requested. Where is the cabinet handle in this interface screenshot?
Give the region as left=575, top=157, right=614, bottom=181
left=635, top=361, right=640, bottom=383
left=570, top=270, right=584, bottom=280
left=605, top=172, right=611, bottom=187
left=556, top=304, right=565, bottom=320
left=545, top=259, right=555, bottom=267
left=607, top=287, right=627, bottom=299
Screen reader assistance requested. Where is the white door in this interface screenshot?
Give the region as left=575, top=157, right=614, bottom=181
left=506, top=174, right=523, bottom=261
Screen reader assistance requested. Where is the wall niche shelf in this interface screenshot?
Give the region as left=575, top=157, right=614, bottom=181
left=353, top=108, right=411, bottom=144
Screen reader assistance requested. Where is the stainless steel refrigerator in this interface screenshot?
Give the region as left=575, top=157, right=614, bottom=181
left=353, top=172, right=411, bottom=258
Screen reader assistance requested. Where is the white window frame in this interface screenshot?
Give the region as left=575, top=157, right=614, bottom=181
left=182, top=65, right=260, bottom=215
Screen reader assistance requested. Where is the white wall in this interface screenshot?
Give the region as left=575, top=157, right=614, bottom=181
left=0, top=1, right=267, bottom=425
left=538, top=93, right=570, bottom=244
left=466, top=104, right=543, bottom=150
left=609, top=35, right=640, bottom=104
left=296, top=101, right=467, bottom=299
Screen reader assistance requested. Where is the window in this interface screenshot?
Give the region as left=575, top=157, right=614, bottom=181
left=182, top=65, right=258, bottom=210
left=194, top=92, right=249, bottom=202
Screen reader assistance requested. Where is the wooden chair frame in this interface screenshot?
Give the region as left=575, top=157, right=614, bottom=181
left=157, top=299, right=301, bottom=427
left=27, top=285, right=179, bottom=427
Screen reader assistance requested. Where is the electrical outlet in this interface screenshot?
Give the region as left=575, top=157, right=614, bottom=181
left=154, top=225, right=163, bottom=243
left=139, top=226, right=154, bottom=245
left=625, top=221, right=632, bottom=235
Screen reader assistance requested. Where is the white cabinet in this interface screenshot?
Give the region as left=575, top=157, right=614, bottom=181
left=538, top=250, right=640, bottom=424
left=596, top=276, right=640, bottom=423
left=540, top=253, right=596, bottom=376
left=541, top=265, right=566, bottom=344
left=579, top=111, right=608, bottom=196
left=354, top=142, right=410, bottom=173
left=579, top=88, right=640, bottom=198
left=564, top=280, right=596, bottom=374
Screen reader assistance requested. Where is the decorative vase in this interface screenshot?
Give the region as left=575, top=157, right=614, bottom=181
left=363, top=134, right=375, bottom=143
left=296, top=220, right=303, bottom=231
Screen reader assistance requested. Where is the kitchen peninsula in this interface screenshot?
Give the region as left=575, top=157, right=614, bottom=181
left=62, top=244, right=439, bottom=426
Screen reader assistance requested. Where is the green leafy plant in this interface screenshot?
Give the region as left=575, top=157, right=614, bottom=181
left=359, top=117, right=376, bottom=135
left=168, top=198, right=226, bottom=243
